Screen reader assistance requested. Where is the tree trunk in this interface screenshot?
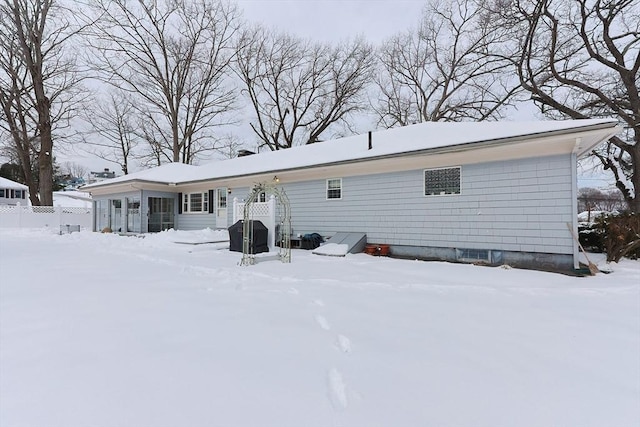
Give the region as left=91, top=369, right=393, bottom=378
left=38, top=137, right=53, bottom=205
left=34, top=93, right=54, bottom=206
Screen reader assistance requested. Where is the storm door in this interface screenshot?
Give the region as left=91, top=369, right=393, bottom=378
left=94, top=200, right=108, bottom=232
left=110, top=199, right=123, bottom=232
left=126, top=197, right=141, bottom=233
left=148, top=197, right=174, bottom=232
left=216, top=188, right=227, bottom=228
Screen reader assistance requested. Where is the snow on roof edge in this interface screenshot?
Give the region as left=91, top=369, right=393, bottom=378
left=0, top=177, right=28, bottom=190
left=82, top=119, right=619, bottom=190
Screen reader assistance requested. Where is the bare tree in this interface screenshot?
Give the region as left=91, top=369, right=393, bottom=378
left=578, top=187, right=627, bottom=220
left=236, top=26, right=375, bottom=150
left=214, top=133, right=245, bottom=159
left=0, top=0, right=84, bottom=205
left=61, top=161, right=88, bottom=180
left=84, top=0, right=241, bottom=164
left=137, top=111, right=168, bottom=168
left=83, top=92, right=139, bottom=175
left=496, top=0, right=640, bottom=212
left=373, top=0, right=518, bottom=129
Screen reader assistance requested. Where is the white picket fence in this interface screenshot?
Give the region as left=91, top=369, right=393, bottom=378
left=0, top=205, right=92, bottom=231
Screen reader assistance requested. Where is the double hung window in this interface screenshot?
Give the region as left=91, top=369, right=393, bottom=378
left=183, top=192, right=209, bottom=213
left=326, top=178, right=342, bottom=200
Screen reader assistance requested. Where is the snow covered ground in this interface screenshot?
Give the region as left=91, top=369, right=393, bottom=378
left=0, top=228, right=638, bottom=427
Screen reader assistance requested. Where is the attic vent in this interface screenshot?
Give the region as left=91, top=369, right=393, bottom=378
left=238, top=149, right=255, bottom=157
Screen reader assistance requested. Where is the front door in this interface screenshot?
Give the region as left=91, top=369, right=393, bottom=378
left=216, top=188, right=227, bottom=228
left=148, top=197, right=174, bottom=232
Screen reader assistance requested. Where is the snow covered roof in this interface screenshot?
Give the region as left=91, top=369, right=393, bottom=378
left=79, top=162, right=197, bottom=189
left=53, top=191, right=92, bottom=208
left=0, top=177, right=28, bottom=190
left=82, top=119, right=619, bottom=190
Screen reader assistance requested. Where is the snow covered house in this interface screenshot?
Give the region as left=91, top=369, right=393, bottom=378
left=0, top=177, right=28, bottom=206
left=81, top=119, right=619, bottom=270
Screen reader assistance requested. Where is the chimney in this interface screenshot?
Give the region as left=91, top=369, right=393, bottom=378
left=368, top=131, right=372, bottom=150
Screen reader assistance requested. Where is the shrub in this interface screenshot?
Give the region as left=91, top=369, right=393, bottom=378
left=578, top=221, right=605, bottom=252
left=599, top=213, right=640, bottom=262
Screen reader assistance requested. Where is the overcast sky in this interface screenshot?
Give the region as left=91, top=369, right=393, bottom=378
left=237, top=0, right=426, bottom=43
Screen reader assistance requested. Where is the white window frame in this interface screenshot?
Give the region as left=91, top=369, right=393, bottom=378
left=423, top=166, right=461, bottom=196
left=326, top=178, right=342, bottom=200
left=183, top=192, right=209, bottom=213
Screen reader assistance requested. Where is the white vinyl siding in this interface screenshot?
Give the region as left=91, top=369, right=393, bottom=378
left=281, top=155, right=574, bottom=255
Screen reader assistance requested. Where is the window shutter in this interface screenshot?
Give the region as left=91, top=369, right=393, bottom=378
left=208, top=190, right=214, bottom=213
left=178, top=193, right=183, bottom=214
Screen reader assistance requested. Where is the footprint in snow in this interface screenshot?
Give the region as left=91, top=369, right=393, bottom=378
left=315, top=315, right=331, bottom=330
left=336, top=334, right=351, bottom=353
left=328, top=368, right=348, bottom=410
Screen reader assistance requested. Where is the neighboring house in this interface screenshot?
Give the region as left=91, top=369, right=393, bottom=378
left=0, top=177, right=28, bottom=206
left=81, top=119, right=620, bottom=271
left=59, top=176, right=86, bottom=190
left=87, top=168, right=116, bottom=184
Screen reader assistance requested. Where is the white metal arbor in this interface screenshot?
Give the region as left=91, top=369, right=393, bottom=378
left=240, top=182, right=291, bottom=265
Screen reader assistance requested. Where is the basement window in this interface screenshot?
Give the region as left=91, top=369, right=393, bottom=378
left=424, top=167, right=461, bottom=196
left=457, top=248, right=491, bottom=263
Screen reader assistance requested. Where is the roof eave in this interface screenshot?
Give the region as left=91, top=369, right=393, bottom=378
left=184, top=120, right=621, bottom=186
left=80, top=119, right=621, bottom=190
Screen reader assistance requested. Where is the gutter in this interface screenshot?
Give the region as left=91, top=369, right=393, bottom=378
left=79, top=179, right=179, bottom=192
